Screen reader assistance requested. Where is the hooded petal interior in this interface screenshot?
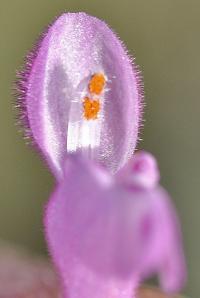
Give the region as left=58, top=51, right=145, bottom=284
left=25, top=13, right=141, bottom=178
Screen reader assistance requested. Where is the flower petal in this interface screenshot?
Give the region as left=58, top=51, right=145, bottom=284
left=18, top=13, right=142, bottom=179
left=155, top=190, right=187, bottom=293
left=117, top=151, right=160, bottom=189
left=133, top=187, right=187, bottom=293
left=44, top=153, right=186, bottom=297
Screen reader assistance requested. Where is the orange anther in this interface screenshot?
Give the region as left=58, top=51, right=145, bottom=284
left=88, top=73, right=106, bottom=95
left=83, top=97, right=100, bottom=120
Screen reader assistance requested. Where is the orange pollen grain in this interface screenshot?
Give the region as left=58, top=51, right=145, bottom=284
left=83, top=97, right=100, bottom=120
left=88, top=73, right=106, bottom=95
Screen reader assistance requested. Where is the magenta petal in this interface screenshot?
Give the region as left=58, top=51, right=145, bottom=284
left=18, top=13, right=142, bottom=179
left=117, top=151, right=160, bottom=189
left=45, top=155, right=139, bottom=297
left=44, top=154, right=186, bottom=297
left=135, top=187, right=187, bottom=293
left=155, top=190, right=187, bottom=293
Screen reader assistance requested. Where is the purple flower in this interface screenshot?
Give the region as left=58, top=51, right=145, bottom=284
left=17, top=12, right=142, bottom=180
left=16, top=12, right=186, bottom=298
left=45, top=152, right=186, bottom=297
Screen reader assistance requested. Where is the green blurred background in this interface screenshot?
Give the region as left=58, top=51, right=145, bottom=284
left=0, top=0, right=199, bottom=296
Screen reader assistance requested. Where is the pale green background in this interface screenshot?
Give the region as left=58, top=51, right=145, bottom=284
left=0, top=1, right=199, bottom=296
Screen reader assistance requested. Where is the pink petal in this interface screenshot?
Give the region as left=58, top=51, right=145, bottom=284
left=44, top=153, right=186, bottom=297
left=17, top=13, right=142, bottom=179
left=134, top=187, right=186, bottom=293
left=156, top=191, right=187, bottom=293
left=117, top=151, right=160, bottom=189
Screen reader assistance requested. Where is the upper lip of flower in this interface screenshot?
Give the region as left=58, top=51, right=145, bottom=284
left=16, top=12, right=143, bottom=180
